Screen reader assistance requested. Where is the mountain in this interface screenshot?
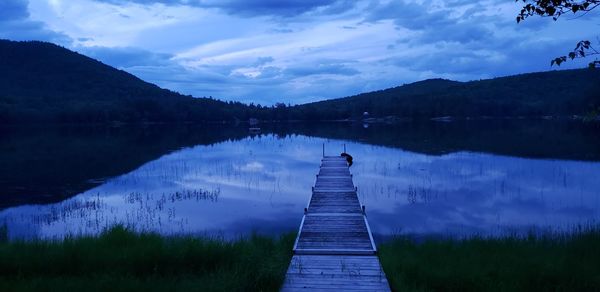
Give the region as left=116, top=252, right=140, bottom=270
left=286, top=69, right=600, bottom=120
left=0, top=40, right=252, bottom=123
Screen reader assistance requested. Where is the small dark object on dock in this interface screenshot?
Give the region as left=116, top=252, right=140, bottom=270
left=341, top=152, right=353, bottom=166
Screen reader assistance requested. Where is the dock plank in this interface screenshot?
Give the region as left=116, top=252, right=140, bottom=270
left=282, top=255, right=390, bottom=291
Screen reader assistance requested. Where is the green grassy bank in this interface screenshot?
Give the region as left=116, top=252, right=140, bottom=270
left=0, top=226, right=295, bottom=292
left=378, top=228, right=600, bottom=291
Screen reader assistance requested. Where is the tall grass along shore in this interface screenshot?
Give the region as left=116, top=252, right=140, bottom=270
left=0, top=226, right=294, bottom=292
left=379, top=227, right=600, bottom=291
left=2, top=226, right=599, bottom=291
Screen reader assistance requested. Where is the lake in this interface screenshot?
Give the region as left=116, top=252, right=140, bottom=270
left=1, top=120, right=599, bottom=240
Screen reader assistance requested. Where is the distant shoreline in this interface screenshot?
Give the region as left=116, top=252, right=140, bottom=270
left=1, top=115, right=598, bottom=127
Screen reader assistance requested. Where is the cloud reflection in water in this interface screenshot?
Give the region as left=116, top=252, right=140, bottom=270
left=1, top=134, right=599, bottom=240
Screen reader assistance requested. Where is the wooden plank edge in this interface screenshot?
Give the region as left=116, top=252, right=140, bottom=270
left=292, top=214, right=306, bottom=252
left=294, top=249, right=376, bottom=255
left=313, top=188, right=357, bottom=193
left=304, top=213, right=364, bottom=217
left=363, top=215, right=377, bottom=253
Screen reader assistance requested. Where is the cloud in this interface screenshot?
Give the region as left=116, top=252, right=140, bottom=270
left=365, top=1, right=442, bottom=30
left=92, top=0, right=356, bottom=17
left=251, top=56, right=274, bottom=66
left=204, top=0, right=349, bottom=17
left=0, top=0, right=29, bottom=21
left=76, top=46, right=240, bottom=97
left=270, top=28, right=294, bottom=33
left=420, top=22, right=491, bottom=44
left=72, top=46, right=251, bottom=100
left=77, top=46, right=174, bottom=68
left=0, top=0, right=71, bottom=44
left=385, top=35, right=590, bottom=82
left=364, top=1, right=496, bottom=44
left=284, top=62, right=359, bottom=77
left=101, top=49, right=366, bottom=104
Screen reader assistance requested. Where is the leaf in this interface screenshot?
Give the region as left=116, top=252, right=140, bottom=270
left=551, top=57, right=566, bottom=66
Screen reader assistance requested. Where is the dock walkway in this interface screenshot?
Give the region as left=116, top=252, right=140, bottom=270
left=281, top=156, right=391, bottom=291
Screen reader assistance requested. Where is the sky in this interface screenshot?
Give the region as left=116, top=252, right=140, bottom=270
left=0, top=0, right=598, bottom=105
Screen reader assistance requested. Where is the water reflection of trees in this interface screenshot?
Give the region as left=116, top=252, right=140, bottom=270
left=264, top=120, right=600, bottom=161
left=0, top=125, right=248, bottom=208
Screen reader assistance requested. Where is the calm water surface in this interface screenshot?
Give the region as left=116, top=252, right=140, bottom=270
left=1, top=121, right=599, bottom=240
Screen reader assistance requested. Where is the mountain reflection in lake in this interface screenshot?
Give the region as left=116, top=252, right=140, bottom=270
left=1, top=122, right=599, bottom=240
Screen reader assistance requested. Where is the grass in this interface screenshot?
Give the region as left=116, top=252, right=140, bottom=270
left=0, top=226, right=295, bottom=292
left=3, top=225, right=600, bottom=292
left=378, top=227, right=600, bottom=292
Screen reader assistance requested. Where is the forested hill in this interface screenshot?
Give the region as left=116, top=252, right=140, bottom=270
left=1, top=39, right=599, bottom=124
left=0, top=40, right=253, bottom=123
left=285, top=69, right=600, bottom=120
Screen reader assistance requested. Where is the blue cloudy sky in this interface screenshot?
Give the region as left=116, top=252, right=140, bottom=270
left=1, top=0, right=598, bottom=104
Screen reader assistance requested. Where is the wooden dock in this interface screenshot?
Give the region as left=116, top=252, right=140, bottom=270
left=281, top=156, right=391, bottom=291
